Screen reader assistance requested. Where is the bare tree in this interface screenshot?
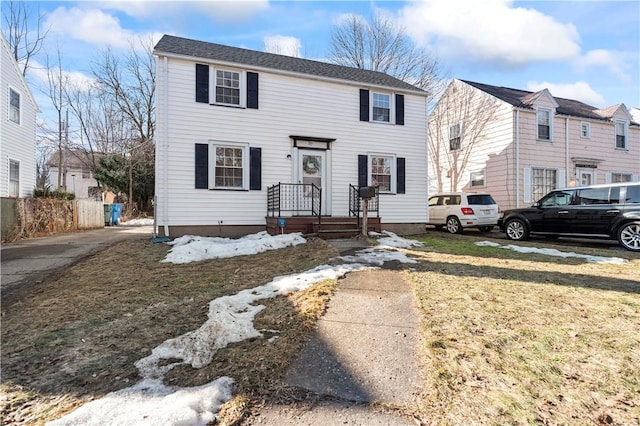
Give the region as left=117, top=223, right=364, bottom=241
left=43, top=45, right=69, bottom=189
left=2, top=0, right=49, bottom=76
left=428, top=80, right=500, bottom=192
left=329, top=14, right=441, bottom=93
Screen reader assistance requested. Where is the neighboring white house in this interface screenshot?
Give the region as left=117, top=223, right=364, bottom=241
left=0, top=31, right=38, bottom=198
left=429, top=79, right=639, bottom=210
left=153, top=35, right=429, bottom=237
left=47, top=148, right=103, bottom=199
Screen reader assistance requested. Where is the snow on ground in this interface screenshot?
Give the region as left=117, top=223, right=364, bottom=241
left=475, top=241, right=628, bottom=264
left=120, top=218, right=154, bottom=226
left=369, top=230, right=424, bottom=249
left=162, top=231, right=306, bottom=264
left=48, top=231, right=421, bottom=426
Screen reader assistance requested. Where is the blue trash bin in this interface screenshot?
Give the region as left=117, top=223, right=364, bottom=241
left=111, top=204, right=123, bottom=225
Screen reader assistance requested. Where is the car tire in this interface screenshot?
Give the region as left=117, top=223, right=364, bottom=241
left=504, top=218, right=529, bottom=241
left=479, top=226, right=493, bottom=232
left=446, top=216, right=463, bottom=234
left=617, top=221, right=640, bottom=252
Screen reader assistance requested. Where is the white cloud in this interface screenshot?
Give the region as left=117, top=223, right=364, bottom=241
left=263, top=35, right=301, bottom=57
left=94, top=0, right=270, bottom=23
left=398, top=0, right=580, bottom=66
left=43, top=6, right=158, bottom=49
left=526, top=80, right=605, bottom=106
left=575, top=49, right=631, bottom=83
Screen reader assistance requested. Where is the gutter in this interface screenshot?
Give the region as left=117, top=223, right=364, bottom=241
left=163, top=55, right=170, bottom=237
left=515, top=109, right=520, bottom=208
left=565, top=118, right=570, bottom=187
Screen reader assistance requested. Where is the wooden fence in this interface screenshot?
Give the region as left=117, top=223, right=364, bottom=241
left=1, top=198, right=105, bottom=242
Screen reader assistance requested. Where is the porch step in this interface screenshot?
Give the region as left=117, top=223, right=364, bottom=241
left=266, top=216, right=381, bottom=238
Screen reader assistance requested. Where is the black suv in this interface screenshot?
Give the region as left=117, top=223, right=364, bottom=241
left=498, top=182, right=640, bottom=252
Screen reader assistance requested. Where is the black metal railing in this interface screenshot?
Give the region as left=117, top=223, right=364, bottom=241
left=267, top=183, right=322, bottom=221
left=349, top=184, right=380, bottom=222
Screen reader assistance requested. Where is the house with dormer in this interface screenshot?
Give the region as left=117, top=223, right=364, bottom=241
left=153, top=35, right=429, bottom=238
left=429, top=79, right=639, bottom=210
left=1, top=31, right=38, bottom=198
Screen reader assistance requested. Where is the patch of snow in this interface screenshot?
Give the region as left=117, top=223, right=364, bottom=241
left=371, top=230, right=423, bottom=249
left=162, top=231, right=306, bottom=264
left=120, top=218, right=154, bottom=226
left=475, top=241, right=627, bottom=264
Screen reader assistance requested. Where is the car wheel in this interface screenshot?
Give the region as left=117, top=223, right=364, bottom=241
left=479, top=226, right=493, bottom=232
left=617, top=221, right=640, bottom=252
left=505, top=218, right=529, bottom=241
left=446, top=216, right=463, bottom=234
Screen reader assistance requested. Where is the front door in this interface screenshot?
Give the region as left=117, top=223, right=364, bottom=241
left=577, top=168, right=595, bottom=186
left=297, top=149, right=327, bottom=215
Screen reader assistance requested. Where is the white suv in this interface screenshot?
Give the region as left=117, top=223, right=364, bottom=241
left=428, top=192, right=500, bottom=234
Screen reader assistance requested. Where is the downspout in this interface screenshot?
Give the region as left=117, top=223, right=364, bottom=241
left=565, top=117, right=569, bottom=187
left=163, top=56, right=170, bottom=237
left=515, top=109, right=520, bottom=208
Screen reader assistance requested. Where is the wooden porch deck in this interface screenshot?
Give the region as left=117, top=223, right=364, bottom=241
left=266, top=216, right=381, bottom=239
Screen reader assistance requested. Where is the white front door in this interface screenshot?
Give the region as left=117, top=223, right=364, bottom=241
left=297, top=149, right=327, bottom=215
left=577, top=168, right=595, bottom=186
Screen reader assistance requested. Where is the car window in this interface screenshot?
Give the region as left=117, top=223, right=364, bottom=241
left=428, top=197, right=441, bottom=206
left=540, top=190, right=575, bottom=207
left=625, top=185, right=640, bottom=203
left=577, top=187, right=611, bottom=205
left=467, top=195, right=496, bottom=205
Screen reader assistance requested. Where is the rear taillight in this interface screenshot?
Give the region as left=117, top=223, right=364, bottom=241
left=461, top=207, right=474, bottom=215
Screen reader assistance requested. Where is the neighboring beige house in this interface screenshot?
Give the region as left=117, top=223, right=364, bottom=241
left=429, top=79, right=639, bottom=210
left=47, top=148, right=103, bottom=199
left=0, top=31, right=38, bottom=198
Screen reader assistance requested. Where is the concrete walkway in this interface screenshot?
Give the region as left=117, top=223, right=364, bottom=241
left=0, top=225, right=153, bottom=290
left=245, top=239, right=423, bottom=425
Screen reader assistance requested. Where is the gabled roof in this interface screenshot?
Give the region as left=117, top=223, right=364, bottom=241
left=47, top=148, right=107, bottom=170
left=1, top=31, right=38, bottom=112
left=460, top=79, right=630, bottom=123
left=154, top=34, right=426, bottom=95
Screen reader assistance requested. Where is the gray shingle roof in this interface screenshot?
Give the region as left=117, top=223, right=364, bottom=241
left=154, top=34, right=425, bottom=94
left=461, top=79, right=614, bottom=122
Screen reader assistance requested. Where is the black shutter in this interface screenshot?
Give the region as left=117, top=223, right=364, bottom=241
left=359, top=89, right=369, bottom=122
left=246, top=72, right=259, bottom=109
left=195, top=64, right=209, bottom=103
left=250, top=147, right=262, bottom=190
left=358, top=155, right=368, bottom=187
left=195, top=143, right=209, bottom=189
left=397, top=157, right=406, bottom=194
left=395, top=94, right=404, bottom=125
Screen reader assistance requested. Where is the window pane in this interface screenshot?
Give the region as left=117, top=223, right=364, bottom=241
left=215, top=146, right=243, bottom=188
left=9, top=89, right=20, bottom=124
left=215, top=70, right=240, bottom=105
left=532, top=167, right=557, bottom=202
left=371, top=156, right=392, bottom=191
left=9, top=160, right=19, bottom=197
left=372, top=93, right=390, bottom=122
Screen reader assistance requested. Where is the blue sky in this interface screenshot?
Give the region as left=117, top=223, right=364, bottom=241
left=11, top=0, right=640, bottom=128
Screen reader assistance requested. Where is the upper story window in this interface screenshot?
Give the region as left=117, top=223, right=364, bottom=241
left=215, top=70, right=240, bottom=106
left=9, top=88, right=20, bottom=124
left=359, top=89, right=404, bottom=125
left=195, top=64, right=259, bottom=109
left=581, top=122, right=590, bottom=138
left=615, top=120, right=628, bottom=149
left=537, top=108, right=552, bottom=141
left=372, top=93, right=390, bottom=122
left=449, top=123, right=461, bottom=151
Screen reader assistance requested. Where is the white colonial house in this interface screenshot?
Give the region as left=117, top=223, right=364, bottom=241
left=0, top=31, right=38, bottom=198
left=153, top=35, right=429, bottom=238
left=429, top=79, right=639, bottom=210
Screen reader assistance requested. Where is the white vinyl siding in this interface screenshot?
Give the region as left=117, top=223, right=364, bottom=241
left=154, top=55, right=428, bottom=229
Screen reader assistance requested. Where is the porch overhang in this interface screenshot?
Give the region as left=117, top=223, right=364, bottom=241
left=290, top=135, right=335, bottom=150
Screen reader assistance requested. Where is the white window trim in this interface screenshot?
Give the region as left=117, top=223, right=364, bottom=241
left=368, top=152, right=396, bottom=193
left=615, top=120, right=628, bottom=150
left=8, top=87, right=20, bottom=124
left=9, top=159, right=20, bottom=197
left=449, top=122, right=462, bottom=151
left=208, top=141, right=250, bottom=190
left=209, top=67, right=246, bottom=108
left=536, top=108, right=553, bottom=141
left=470, top=169, right=485, bottom=187
left=580, top=121, right=590, bottom=138
left=370, top=91, right=394, bottom=124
